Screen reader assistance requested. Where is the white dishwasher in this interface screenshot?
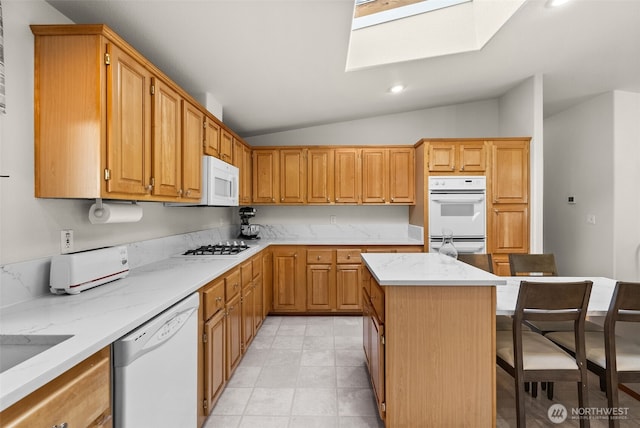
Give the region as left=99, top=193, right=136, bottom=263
left=113, top=292, right=199, bottom=427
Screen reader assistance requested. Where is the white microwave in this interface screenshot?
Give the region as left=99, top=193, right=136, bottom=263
left=166, top=156, right=239, bottom=207
left=202, top=155, right=239, bottom=206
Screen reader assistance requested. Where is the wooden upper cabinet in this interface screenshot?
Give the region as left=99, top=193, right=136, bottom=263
left=490, top=140, right=529, bottom=204
left=280, top=149, right=306, bottom=203
left=241, top=144, right=252, bottom=204
left=252, top=149, right=279, bottom=204
left=204, top=116, right=221, bottom=158
left=220, top=129, right=233, bottom=163
left=106, top=41, right=152, bottom=197
left=151, top=77, right=182, bottom=198
left=389, top=148, right=415, bottom=204
left=361, top=148, right=388, bottom=203
left=335, top=148, right=361, bottom=204
left=181, top=100, right=203, bottom=200
left=31, top=25, right=208, bottom=202
left=427, top=141, right=486, bottom=173
left=307, top=149, right=334, bottom=204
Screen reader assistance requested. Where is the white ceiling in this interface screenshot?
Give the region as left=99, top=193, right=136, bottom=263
left=45, top=0, right=640, bottom=138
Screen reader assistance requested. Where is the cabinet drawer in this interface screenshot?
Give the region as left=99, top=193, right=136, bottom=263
left=0, top=347, right=111, bottom=428
left=370, top=280, right=385, bottom=322
left=252, top=254, right=263, bottom=278
left=240, top=261, right=253, bottom=288
left=225, top=269, right=242, bottom=300
left=203, top=278, right=225, bottom=320
left=336, top=248, right=361, bottom=264
left=307, top=249, right=334, bottom=264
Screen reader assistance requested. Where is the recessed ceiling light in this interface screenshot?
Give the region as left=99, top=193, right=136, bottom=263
left=389, top=84, right=405, bottom=94
left=547, top=0, right=571, bottom=7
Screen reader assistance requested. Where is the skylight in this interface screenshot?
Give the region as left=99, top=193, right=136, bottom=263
left=346, top=0, right=526, bottom=71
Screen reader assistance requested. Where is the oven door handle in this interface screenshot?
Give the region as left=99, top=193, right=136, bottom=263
left=430, top=197, right=484, bottom=204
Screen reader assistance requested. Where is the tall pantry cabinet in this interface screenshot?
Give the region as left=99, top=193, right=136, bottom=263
left=411, top=138, right=531, bottom=275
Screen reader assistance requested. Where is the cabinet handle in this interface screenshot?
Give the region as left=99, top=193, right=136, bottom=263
left=145, top=185, right=153, bottom=192
left=51, top=424, right=68, bottom=428
left=186, top=189, right=191, bottom=196
left=382, top=198, right=385, bottom=202
left=317, top=255, right=321, bottom=260
left=336, top=198, right=339, bottom=202
left=460, top=166, right=465, bottom=171
left=391, top=197, right=394, bottom=202
left=347, top=254, right=351, bottom=259
left=216, top=296, right=223, bottom=303
left=451, top=165, right=455, bottom=170
left=327, top=198, right=330, bottom=202
left=178, top=189, right=183, bottom=195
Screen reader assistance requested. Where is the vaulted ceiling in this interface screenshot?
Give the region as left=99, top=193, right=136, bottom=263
left=46, top=0, right=640, bottom=137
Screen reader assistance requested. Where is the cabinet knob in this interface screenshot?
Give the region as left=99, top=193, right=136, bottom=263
left=451, top=165, right=455, bottom=170
left=281, top=197, right=284, bottom=202
left=51, top=424, right=68, bottom=428
left=336, top=198, right=339, bottom=202
left=327, top=198, right=330, bottom=202
left=216, top=296, right=222, bottom=302
left=294, top=253, right=298, bottom=258
left=347, top=254, right=351, bottom=259
left=186, top=189, right=191, bottom=196
left=317, top=255, right=321, bottom=260
left=382, top=198, right=385, bottom=202
left=145, top=185, right=153, bottom=192
left=271, top=198, right=275, bottom=202
left=178, top=189, right=183, bottom=195
left=391, top=197, right=394, bottom=202
left=460, top=166, right=465, bottom=171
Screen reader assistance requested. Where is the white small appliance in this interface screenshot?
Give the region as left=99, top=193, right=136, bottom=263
left=166, top=155, right=239, bottom=207
left=49, top=246, right=129, bottom=295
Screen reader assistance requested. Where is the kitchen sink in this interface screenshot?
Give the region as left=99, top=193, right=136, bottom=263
left=0, top=334, right=73, bottom=373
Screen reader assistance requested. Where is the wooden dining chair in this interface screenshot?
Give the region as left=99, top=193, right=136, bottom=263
left=509, top=253, right=558, bottom=276
left=546, top=281, right=640, bottom=428
left=496, top=280, right=593, bottom=428
left=457, top=253, right=493, bottom=273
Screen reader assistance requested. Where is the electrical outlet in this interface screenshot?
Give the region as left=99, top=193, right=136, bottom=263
left=330, top=215, right=337, bottom=224
left=61, top=229, right=74, bottom=253
left=586, top=214, right=596, bottom=225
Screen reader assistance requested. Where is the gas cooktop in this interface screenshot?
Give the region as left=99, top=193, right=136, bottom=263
left=178, top=241, right=251, bottom=257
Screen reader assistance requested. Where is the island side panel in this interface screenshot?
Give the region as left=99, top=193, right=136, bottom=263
left=384, top=285, right=496, bottom=427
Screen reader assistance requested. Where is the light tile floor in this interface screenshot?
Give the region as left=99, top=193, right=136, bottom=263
left=204, top=315, right=640, bottom=428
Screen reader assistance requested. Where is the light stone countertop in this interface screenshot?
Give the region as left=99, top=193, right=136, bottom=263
left=0, top=237, right=421, bottom=411
left=362, top=252, right=507, bottom=286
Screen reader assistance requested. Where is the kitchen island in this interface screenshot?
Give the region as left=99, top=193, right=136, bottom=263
left=361, top=252, right=506, bottom=428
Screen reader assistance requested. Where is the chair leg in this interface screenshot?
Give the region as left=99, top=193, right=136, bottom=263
left=578, top=380, right=590, bottom=428
left=524, top=382, right=530, bottom=392
left=547, top=382, right=554, bottom=400
left=606, top=370, right=620, bottom=428
left=599, top=375, right=606, bottom=392
left=531, top=382, right=538, bottom=398
left=516, top=378, right=527, bottom=428
left=541, top=382, right=546, bottom=391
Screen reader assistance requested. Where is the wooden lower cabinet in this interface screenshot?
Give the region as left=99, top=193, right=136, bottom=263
left=306, top=263, right=335, bottom=311
left=272, top=246, right=306, bottom=312
left=363, top=275, right=496, bottom=427
left=225, top=292, right=242, bottom=379
left=262, top=249, right=273, bottom=317
left=203, top=309, right=226, bottom=416
left=336, top=264, right=361, bottom=311
left=241, top=282, right=255, bottom=351
left=0, top=347, right=112, bottom=428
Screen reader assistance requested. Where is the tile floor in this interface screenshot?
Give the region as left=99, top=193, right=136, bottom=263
left=204, top=315, right=640, bottom=428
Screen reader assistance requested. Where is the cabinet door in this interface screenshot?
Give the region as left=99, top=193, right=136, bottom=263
left=253, top=275, right=264, bottom=329
left=370, top=315, right=385, bottom=420
left=181, top=100, right=203, bottom=200
left=490, top=204, right=529, bottom=254
left=459, top=142, right=487, bottom=172
left=306, top=264, right=334, bottom=311
left=307, top=149, right=334, bottom=204
left=262, top=250, right=274, bottom=317
left=204, top=116, right=220, bottom=158
left=389, top=148, right=415, bottom=204
left=362, top=291, right=372, bottom=367
left=253, top=149, right=279, bottom=204
left=335, top=148, right=361, bottom=204
left=204, top=310, right=226, bottom=414
left=491, top=140, right=529, bottom=204
left=242, top=144, right=253, bottom=204
left=428, top=143, right=456, bottom=172
left=242, top=283, right=255, bottom=350
left=106, top=42, right=152, bottom=196
left=272, top=247, right=305, bottom=311
left=336, top=264, right=362, bottom=311
left=362, top=148, right=388, bottom=203
left=280, top=148, right=306, bottom=203
left=225, top=293, right=242, bottom=379
left=220, top=128, right=233, bottom=163
left=152, top=77, right=182, bottom=198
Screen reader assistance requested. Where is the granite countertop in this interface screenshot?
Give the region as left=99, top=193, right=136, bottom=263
left=361, top=252, right=507, bottom=286
left=0, top=237, right=421, bottom=411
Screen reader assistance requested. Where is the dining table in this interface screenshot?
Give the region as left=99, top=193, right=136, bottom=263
left=496, top=276, right=618, bottom=316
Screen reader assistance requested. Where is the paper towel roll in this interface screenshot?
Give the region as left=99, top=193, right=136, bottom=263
left=89, top=202, right=143, bottom=224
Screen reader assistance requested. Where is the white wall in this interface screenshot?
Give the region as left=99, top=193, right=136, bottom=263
left=545, top=90, right=640, bottom=280
left=0, top=0, right=233, bottom=265
left=498, top=74, right=544, bottom=253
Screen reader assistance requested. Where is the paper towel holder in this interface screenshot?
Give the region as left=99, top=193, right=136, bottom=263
left=89, top=199, right=143, bottom=224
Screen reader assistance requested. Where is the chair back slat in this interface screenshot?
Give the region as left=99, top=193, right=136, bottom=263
left=509, top=253, right=558, bottom=276
left=515, top=281, right=592, bottom=320
left=457, top=254, right=493, bottom=273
